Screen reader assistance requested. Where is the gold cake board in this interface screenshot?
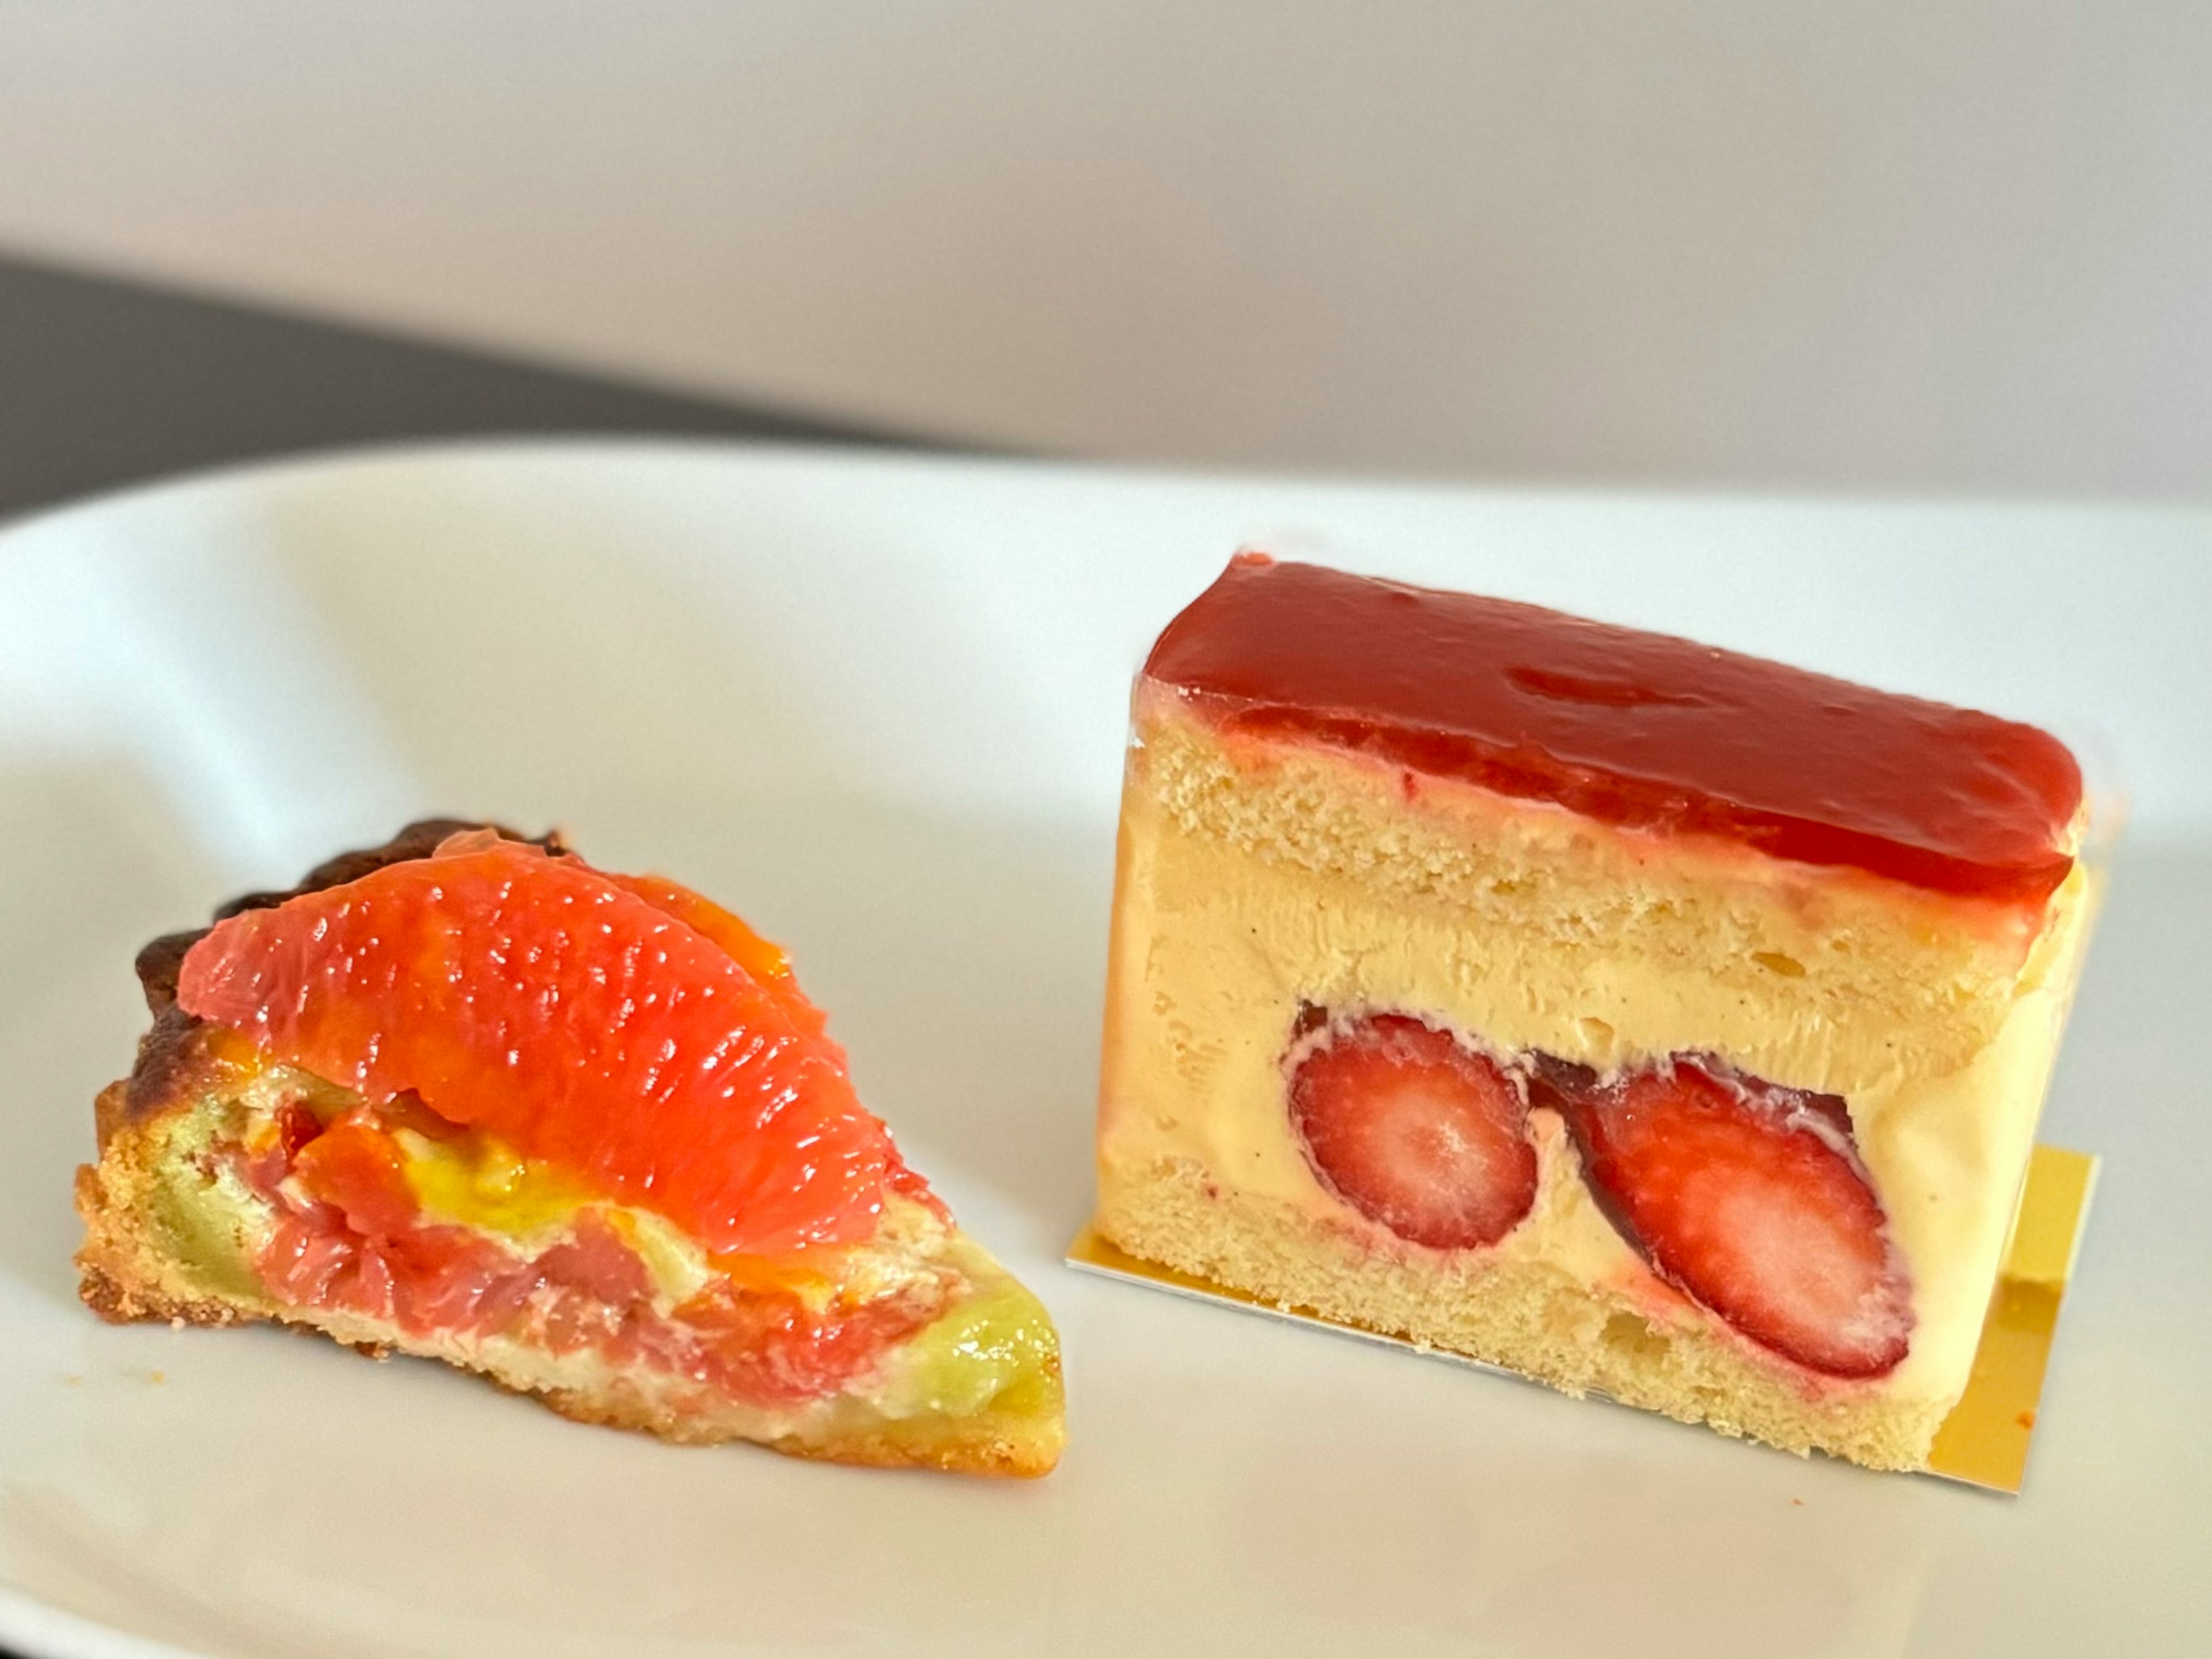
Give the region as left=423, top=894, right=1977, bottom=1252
left=1066, top=1142, right=2097, bottom=1494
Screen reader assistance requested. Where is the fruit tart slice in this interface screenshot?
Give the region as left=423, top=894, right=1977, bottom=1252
left=77, top=821, right=1063, bottom=1476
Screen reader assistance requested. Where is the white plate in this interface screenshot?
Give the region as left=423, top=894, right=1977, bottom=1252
left=2, top=441, right=2209, bottom=1658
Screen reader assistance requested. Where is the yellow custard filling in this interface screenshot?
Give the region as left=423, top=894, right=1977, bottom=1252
left=395, top=1127, right=597, bottom=1243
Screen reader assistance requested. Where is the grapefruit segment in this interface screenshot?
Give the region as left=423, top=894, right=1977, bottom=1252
left=176, top=838, right=899, bottom=1256
left=291, top=1112, right=415, bottom=1237
left=602, top=871, right=828, bottom=1037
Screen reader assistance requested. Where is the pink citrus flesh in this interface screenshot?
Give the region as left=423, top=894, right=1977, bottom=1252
left=177, top=838, right=902, bottom=1256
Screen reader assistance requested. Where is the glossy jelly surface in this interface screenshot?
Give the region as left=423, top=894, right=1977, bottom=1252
left=178, top=838, right=902, bottom=1255
left=1145, top=555, right=2082, bottom=904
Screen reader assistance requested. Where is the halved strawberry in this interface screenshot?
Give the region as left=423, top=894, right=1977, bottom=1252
left=1556, top=1059, right=1913, bottom=1378
left=1287, top=1012, right=1537, bottom=1250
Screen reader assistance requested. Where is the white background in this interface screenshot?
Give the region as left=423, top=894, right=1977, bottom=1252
left=2, top=3, right=2208, bottom=497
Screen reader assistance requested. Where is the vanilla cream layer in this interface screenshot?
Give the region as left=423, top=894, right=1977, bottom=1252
left=1099, top=719, right=2096, bottom=1407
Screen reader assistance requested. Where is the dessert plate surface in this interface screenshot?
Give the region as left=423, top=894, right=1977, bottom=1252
left=1, top=440, right=2208, bottom=1658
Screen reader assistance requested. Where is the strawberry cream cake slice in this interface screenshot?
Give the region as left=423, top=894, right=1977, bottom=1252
left=1094, top=555, right=2096, bottom=1471
left=78, top=821, right=1063, bottom=1476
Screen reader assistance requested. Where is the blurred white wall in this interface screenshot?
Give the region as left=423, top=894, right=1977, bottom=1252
left=1, top=2, right=2206, bottom=497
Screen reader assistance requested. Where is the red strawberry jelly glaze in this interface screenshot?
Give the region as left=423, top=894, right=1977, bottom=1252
left=176, top=839, right=904, bottom=1257
left=1145, top=555, right=2083, bottom=906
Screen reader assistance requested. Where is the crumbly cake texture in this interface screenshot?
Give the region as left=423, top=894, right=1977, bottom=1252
left=77, top=821, right=1063, bottom=1478
left=1096, top=569, right=2094, bottom=1472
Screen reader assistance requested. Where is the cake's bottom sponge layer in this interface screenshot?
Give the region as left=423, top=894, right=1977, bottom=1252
left=1095, top=1157, right=1952, bottom=1472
